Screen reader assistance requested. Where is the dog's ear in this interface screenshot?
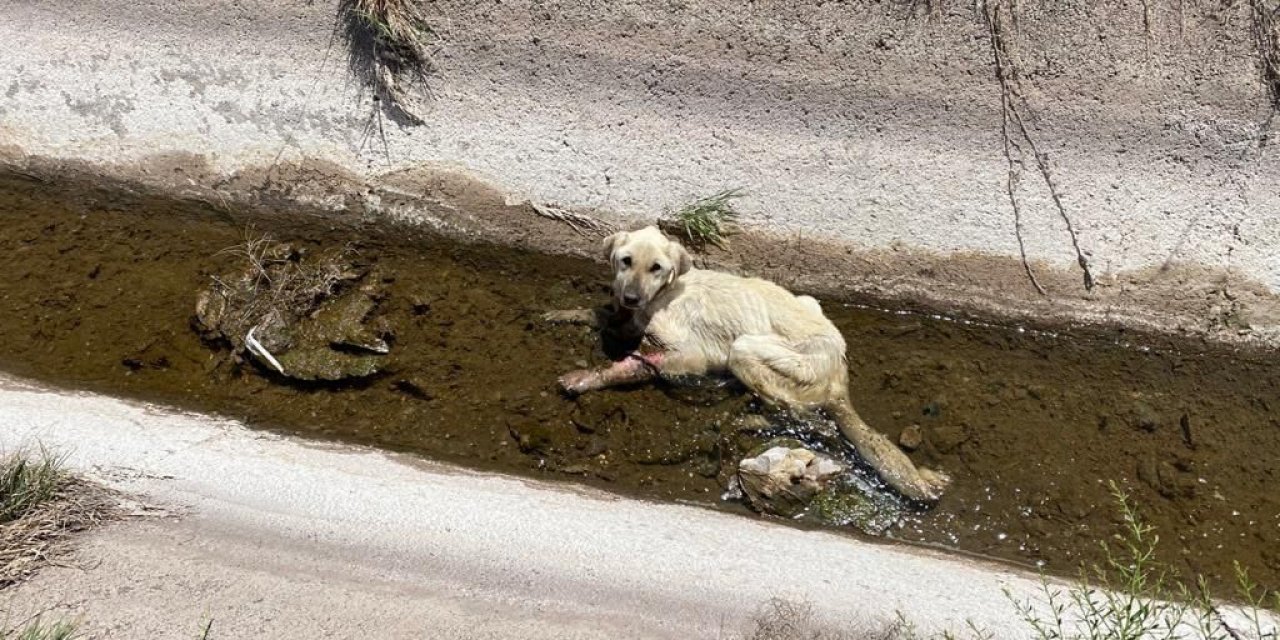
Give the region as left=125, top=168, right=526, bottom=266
left=601, top=232, right=628, bottom=263
left=667, top=240, right=692, bottom=277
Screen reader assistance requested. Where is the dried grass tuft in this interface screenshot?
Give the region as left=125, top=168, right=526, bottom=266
left=0, top=450, right=117, bottom=589
left=341, top=0, right=435, bottom=125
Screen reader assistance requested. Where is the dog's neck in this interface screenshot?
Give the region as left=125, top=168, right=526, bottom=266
left=632, top=277, right=686, bottom=324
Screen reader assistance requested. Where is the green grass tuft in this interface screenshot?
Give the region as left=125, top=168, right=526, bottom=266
left=661, top=189, right=745, bottom=249
left=0, top=448, right=65, bottom=524
left=2, top=619, right=78, bottom=640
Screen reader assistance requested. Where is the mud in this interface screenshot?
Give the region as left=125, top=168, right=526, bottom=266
left=1, top=172, right=1277, bottom=593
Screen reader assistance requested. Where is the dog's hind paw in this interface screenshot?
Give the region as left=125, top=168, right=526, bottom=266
left=917, top=468, right=952, bottom=502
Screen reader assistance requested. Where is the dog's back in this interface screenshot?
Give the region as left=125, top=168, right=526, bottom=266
left=647, top=269, right=845, bottom=367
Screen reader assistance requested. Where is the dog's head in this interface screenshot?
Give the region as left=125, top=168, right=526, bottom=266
left=601, top=226, right=692, bottom=311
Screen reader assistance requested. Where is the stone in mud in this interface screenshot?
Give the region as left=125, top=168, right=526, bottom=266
left=808, top=485, right=896, bottom=536
left=308, top=282, right=393, bottom=354
left=1157, top=461, right=1197, bottom=499
left=274, top=346, right=383, bottom=382
left=930, top=424, right=969, bottom=453
left=508, top=420, right=557, bottom=455
left=898, top=424, right=923, bottom=451
left=1139, top=456, right=1197, bottom=499
left=1129, top=401, right=1163, bottom=432
left=253, top=283, right=391, bottom=381
left=192, top=289, right=229, bottom=342
left=694, top=456, right=721, bottom=479
left=578, top=435, right=609, bottom=458
left=737, top=441, right=845, bottom=518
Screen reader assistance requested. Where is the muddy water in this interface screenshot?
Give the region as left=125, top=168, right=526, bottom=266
left=1, top=173, right=1277, bottom=592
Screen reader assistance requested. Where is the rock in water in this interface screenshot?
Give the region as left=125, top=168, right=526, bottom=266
left=807, top=478, right=900, bottom=536
left=272, top=278, right=391, bottom=381
left=735, top=439, right=904, bottom=534
left=737, top=442, right=846, bottom=518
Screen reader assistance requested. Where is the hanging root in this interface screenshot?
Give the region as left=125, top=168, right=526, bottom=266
left=1250, top=0, right=1280, bottom=146
left=984, top=0, right=1095, bottom=293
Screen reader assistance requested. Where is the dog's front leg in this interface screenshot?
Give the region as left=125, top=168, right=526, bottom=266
left=542, top=308, right=608, bottom=328
left=558, top=353, right=658, bottom=395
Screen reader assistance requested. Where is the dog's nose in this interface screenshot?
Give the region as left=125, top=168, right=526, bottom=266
left=622, top=293, right=640, bottom=307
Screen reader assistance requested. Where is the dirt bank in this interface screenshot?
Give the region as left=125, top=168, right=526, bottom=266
left=1, top=172, right=1277, bottom=595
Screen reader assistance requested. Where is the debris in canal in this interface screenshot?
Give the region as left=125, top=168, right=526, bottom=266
left=193, top=235, right=394, bottom=382
left=733, top=438, right=902, bottom=535
left=897, top=424, right=923, bottom=451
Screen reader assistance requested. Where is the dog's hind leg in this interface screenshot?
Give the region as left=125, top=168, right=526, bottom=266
left=726, top=335, right=824, bottom=407
left=825, top=400, right=951, bottom=503
left=729, top=335, right=950, bottom=503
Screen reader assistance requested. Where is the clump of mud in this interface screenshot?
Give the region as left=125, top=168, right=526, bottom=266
left=193, top=234, right=393, bottom=382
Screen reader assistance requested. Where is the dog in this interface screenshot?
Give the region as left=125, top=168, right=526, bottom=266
left=545, top=226, right=950, bottom=503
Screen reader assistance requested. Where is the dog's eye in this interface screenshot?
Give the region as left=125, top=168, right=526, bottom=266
left=649, top=263, right=663, bottom=273
left=620, top=256, right=632, bottom=268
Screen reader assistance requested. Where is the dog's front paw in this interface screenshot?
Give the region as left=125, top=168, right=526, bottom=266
left=543, top=309, right=595, bottom=325
left=558, top=369, right=598, bottom=395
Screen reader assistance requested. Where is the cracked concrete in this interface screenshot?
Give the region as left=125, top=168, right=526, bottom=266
left=1, top=0, right=1279, bottom=344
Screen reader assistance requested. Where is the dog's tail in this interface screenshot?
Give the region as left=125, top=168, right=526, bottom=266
left=824, top=399, right=951, bottom=503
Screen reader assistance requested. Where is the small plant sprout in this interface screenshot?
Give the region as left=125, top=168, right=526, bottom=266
left=1006, top=481, right=1279, bottom=640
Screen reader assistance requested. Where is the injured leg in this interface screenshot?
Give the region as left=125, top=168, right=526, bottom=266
left=558, top=353, right=658, bottom=395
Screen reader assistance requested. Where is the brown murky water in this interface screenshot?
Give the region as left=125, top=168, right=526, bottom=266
left=1, top=172, right=1277, bottom=592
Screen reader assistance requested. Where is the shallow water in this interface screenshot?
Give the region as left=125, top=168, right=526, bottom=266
left=1, top=173, right=1277, bottom=593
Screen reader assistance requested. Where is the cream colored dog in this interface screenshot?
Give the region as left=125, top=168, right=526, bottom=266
left=546, top=226, right=950, bottom=502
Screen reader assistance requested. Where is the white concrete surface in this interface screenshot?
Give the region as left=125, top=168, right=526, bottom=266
left=2, top=0, right=1279, bottom=343
left=0, top=373, right=1048, bottom=638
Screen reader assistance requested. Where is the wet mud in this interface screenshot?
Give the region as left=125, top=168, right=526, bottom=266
left=0, top=173, right=1277, bottom=592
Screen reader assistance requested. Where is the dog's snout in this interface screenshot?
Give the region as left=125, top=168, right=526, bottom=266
left=622, top=293, right=641, bottom=307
